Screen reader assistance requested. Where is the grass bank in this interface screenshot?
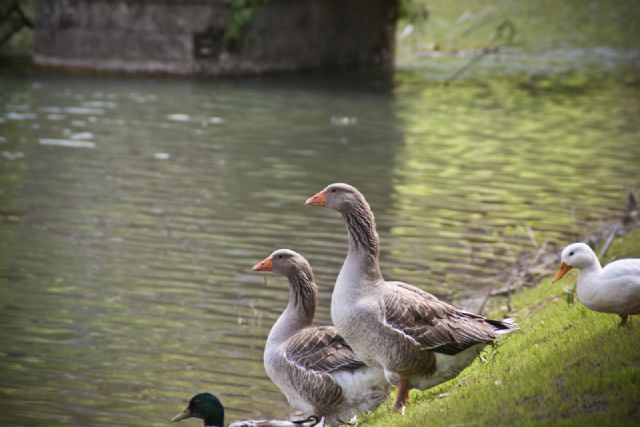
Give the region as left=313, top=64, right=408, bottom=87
left=360, top=228, right=640, bottom=426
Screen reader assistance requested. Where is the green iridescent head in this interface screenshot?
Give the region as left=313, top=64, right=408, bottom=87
left=171, top=393, right=224, bottom=427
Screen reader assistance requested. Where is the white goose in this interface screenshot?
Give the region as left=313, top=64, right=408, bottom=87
left=552, top=242, right=640, bottom=326
left=252, top=249, right=390, bottom=425
left=305, top=183, right=518, bottom=412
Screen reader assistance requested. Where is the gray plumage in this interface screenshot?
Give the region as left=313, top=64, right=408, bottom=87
left=258, top=249, right=390, bottom=424
left=307, top=183, right=518, bottom=410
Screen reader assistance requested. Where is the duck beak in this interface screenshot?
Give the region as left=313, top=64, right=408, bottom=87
left=171, top=408, right=192, bottom=422
left=252, top=256, right=273, bottom=272
left=305, top=190, right=327, bottom=207
left=552, top=262, right=572, bottom=283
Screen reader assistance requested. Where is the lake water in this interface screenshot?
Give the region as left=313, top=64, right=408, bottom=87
left=1, top=58, right=639, bottom=425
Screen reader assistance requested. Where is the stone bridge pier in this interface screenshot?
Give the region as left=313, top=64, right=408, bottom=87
left=34, top=0, right=398, bottom=76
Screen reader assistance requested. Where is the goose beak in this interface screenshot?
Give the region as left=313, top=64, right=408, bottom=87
left=305, top=190, right=327, bottom=207
left=252, top=256, right=273, bottom=272
left=552, top=262, right=572, bottom=283
left=171, top=408, right=192, bottom=422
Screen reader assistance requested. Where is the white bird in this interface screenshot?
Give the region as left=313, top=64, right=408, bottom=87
left=552, top=242, right=640, bottom=326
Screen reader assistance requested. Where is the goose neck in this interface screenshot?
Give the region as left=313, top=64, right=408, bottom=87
left=285, top=269, right=317, bottom=323
left=342, top=202, right=379, bottom=256
left=267, top=270, right=316, bottom=346
left=341, top=202, right=383, bottom=282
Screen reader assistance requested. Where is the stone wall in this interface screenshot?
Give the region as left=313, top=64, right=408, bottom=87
left=34, top=0, right=398, bottom=76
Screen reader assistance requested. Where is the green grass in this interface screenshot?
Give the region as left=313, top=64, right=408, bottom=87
left=359, top=229, right=640, bottom=426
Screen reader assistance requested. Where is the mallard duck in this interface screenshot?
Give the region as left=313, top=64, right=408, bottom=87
left=305, top=183, right=518, bottom=412
left=171, top=392, right=321, bottom=427
left=252, top=249, right=390, bottom=425
left=552, top=242, right=640, bottom=326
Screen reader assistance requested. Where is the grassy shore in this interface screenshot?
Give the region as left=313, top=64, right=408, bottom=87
left=359, top=228, right=640, bottom=426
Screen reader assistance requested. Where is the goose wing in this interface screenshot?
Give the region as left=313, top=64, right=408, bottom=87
left=285, top=325, right=365, bottom=373
left=281, top=326, right=365, bottom=409
left=382, top=282, right=503, bottom=355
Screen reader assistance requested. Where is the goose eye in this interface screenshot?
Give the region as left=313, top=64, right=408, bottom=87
left=569, top=251, right=575, bottom=256
left=330, top=188, right=337, bottom=193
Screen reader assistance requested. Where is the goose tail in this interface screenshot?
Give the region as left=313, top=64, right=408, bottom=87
left=488, top=317, right=519, bottom=334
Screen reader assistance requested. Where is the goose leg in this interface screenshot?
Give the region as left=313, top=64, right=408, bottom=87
left=392, top=379, right=410, bottom=413
left=619, top=314, right=629, bottom=327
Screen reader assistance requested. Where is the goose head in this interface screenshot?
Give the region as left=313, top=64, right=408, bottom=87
left=305, top=182, right=364, bottom=213
left=171, top=392, right=224, bottom=426
left=252, top=248, right=311, bottom=278
left=552, top=242, right=598, bottom=282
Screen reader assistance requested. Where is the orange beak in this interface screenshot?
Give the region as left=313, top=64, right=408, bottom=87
left=551, top=262, right=572, bottom=283
left=305, top=190, right=327, bottom=207
left=252, top=256, right=273, bottom=272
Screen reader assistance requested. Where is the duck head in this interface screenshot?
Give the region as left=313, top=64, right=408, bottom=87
left=171, top=393, right=224, bottom=427
left=552, top=242, right=598, bottom=282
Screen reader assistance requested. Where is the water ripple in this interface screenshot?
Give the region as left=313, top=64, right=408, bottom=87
left=0, top=70, right=639, bottom=426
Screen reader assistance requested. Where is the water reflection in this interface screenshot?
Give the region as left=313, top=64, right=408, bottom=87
left=0, top=69, right=639, bottom=426
left=386, top=74, right=640, bottom=301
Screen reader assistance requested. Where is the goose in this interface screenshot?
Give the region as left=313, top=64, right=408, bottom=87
left=305, top=183, right=518, bottom=412
left=552, top=242, right=640, bottom=326
left=252, top=249, right=390, bottom=425
left=171, top=392, right=320, bottom=427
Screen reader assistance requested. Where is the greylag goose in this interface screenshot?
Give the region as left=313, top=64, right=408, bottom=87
left=252, top=249, right=390, bottom=425
left=171, top=392, right=320, bottom=427
left=305, top=183, right=518, bottom=411
left=552, top=242, right=640, bottom=326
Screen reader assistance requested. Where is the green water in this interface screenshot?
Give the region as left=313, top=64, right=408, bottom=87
left=398, top=0, right=640, bottom=53
left=0, top=63, right=639, bottom=426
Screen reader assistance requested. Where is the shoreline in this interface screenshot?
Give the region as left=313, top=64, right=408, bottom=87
left=458, top=190, right=638, bottom=315
left=359, top=209, right=640, bottom=426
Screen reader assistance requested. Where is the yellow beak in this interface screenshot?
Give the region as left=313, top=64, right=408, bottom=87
left=552, top=262, right=573, bottom=283
left=171, top=408, right=192, bottom=422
